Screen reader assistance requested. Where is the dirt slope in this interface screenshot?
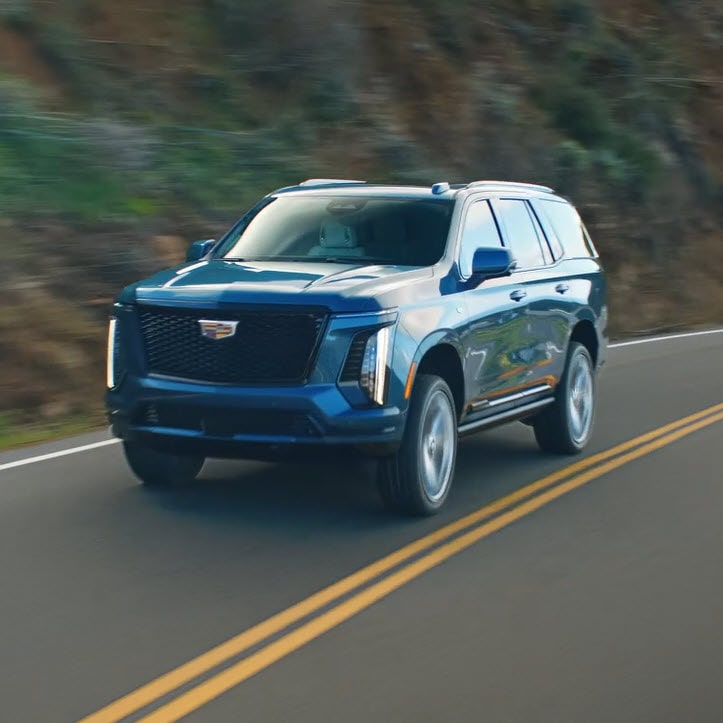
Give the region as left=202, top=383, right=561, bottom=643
left=0, top=0, right=721, bottom=438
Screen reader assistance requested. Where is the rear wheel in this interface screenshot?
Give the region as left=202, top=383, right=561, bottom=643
left=123, top=441, right=205, bottom=487
left=533, top=341, right=595, bottom=454
left=378, top=374, right=457, bottom=516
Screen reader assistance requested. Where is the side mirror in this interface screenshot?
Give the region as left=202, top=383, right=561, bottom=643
left=186, top=239, right=216, bottom=262
left=471, top=247, right=516, bottom=279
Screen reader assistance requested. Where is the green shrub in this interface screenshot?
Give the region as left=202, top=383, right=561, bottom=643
left=0, top=0, right=33, bottom=30
left=540, top=82, right=615, bottom=147
left=613, top=133, right=661, bottom=196
left=554, top=139, right=591, bottom=192
left=591, top=148, right=629, bottom=188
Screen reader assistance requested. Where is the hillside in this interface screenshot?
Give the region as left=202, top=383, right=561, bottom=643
left=1, top=0, right=721, bottom=444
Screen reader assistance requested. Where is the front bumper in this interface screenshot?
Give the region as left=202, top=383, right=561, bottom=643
left=107, top=373, right=406, bottom=458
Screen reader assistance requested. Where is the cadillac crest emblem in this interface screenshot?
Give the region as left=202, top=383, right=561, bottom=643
left=198, top=319, right=238, bottom=340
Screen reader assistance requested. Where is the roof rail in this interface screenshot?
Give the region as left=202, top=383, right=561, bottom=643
left=299, top=178, right=366, bottom=187
left=466, top=180, right=554, bottom=194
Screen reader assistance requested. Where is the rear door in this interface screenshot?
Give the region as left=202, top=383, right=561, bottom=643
left=490, top=197, right=567, bottom=392
left=530, top=196, right=604, bottom=366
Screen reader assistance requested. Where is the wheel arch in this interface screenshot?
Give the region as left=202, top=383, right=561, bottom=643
left=411, top=335, right=465, bottom=421
left=569, top=318, right=599, bottom=367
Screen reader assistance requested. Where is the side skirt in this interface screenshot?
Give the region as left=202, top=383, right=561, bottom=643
left=458, top=397, right=554, bottom=437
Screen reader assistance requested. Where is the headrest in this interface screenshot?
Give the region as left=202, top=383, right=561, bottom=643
left=319, top=220, right=359, bottom=249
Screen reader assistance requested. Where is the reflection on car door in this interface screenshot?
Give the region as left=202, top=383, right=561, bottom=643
left=490, top=197, right=566, bottom=394
left=530, top=197, right=599, bottom=383
left=458, top=199, right=532, bottom=410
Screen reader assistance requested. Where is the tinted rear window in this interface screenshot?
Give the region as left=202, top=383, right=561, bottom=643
left=534, top=199, right=595, bottom=259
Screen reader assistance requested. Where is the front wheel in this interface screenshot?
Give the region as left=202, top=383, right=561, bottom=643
left=123, top=441, right=205, bottom=487
left=533, top=341, right=596, bottom=454
left=378, top=374, right=458, bottom=516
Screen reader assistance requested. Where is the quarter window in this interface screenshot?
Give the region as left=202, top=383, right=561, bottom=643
left=458, top=200, right=503, bottom=277
left=493, top=199, right=547, bottom=269
left=535, top=199, right=595, bottom=258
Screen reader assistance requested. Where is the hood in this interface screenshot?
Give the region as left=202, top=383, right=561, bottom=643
left=121, top=259, right=438, bottom=312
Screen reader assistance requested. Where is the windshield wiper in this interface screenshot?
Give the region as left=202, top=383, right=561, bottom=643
left=314, top=257, right=394, bottom=264
left=221, top=256, right=312, bottom=262
left=221, top=256, right=277, bottom=262
left=219, top=256, right=396, bottom=265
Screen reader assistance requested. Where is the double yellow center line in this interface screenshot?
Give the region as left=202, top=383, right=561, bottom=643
left=80, top=402, right=723, bottom=723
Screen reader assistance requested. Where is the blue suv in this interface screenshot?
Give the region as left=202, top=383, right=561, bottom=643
left=106, top=179, right=607, bottom=515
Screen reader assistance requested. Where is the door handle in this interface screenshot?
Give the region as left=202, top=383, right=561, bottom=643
left=509, top=289, right=527, bottom=302
left=555, top=283, right=570, bottom=294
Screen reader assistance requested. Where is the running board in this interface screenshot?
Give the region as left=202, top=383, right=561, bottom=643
left=458, top=397, right=554, bottom=436
left=469, top=383, right=552, bottom=413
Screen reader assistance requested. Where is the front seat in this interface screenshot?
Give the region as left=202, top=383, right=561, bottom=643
left=308, top=219, right=366, bottom=258
left=370, top=213, right=406, bottom=262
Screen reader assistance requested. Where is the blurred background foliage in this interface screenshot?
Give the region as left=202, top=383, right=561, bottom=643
left=0, top=0, right=721, bottom=443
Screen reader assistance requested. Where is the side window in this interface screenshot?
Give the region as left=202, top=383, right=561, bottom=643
left=528, top=203, right=563, bottom=261
left=526, top=203, right=554, bottom=264
left=458, top=200, right=503, bottom=277
left=493, top=199, right=546, bottom=269
left=535, top=199, right=594, bottom=258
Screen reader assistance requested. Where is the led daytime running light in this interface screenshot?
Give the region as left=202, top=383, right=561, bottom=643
left=360, top=326, right=391, bottom=406
left=106, top=317, right=117, bottom=389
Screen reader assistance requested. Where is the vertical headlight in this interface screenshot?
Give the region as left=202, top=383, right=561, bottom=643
left=359, top=326, right=391, bottom=406
left=106, top=317, right=118, bottom=389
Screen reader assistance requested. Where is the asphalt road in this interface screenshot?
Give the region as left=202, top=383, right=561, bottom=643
left=1, top=330, right=722, bottom=723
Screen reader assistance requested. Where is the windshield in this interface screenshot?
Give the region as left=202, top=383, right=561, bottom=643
left=214, top=195, right=454, bottom=266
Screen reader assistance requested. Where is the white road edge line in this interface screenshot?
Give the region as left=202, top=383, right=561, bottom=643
left=609, top=328, right=723, bottom=348
left=2, top=327, right=722, bottom=472
left=0, top=438, right=119, bottom=472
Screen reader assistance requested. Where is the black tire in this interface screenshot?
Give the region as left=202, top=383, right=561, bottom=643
left=533, top=341, right=596, bottom=454
left=377, top=374, right=458, bottom=516
left=123, top=441, right=205, bottom=487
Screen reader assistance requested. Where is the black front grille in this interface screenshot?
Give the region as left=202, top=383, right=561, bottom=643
left=138, top=305, right=327, bottom=384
